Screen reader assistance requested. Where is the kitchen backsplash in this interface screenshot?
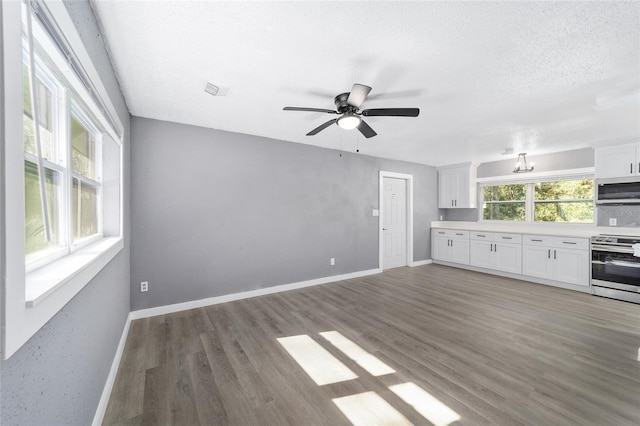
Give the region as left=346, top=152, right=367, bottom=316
left=597, top=205, right=640, bottom=227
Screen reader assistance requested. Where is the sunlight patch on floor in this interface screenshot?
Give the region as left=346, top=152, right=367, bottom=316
left=332, top=391, right=413, bottom=426
left=277, top=335, right=358, bottom=385
left=319, top=330, right=396, bottom=376
left=390, top=382, right=461, bottom=426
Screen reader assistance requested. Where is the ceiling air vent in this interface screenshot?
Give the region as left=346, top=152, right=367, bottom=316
left=204, top=82, right=220, bottom=96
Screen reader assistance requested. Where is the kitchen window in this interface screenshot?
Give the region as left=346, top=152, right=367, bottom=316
left=482, top=183, right=526, bottom=221
left=480, top=177, right=594, bottom=223
left=533, top=179, right=594, bottom=223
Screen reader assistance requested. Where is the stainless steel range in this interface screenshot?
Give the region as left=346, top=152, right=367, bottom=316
left=591, top=234, right=640, bottom=304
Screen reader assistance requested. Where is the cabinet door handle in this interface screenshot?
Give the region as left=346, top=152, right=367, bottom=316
left=531, top=239, right=543, bottom=242
left=494, top=244, right=497, bottom=252
left=451, top=200, right=454, bottom=207
left=554, top=249, right=557, bottom=260
left=490, top=243, right=493, bottom=252
left=456, top=233, right=464, bottom=236
left=562, top=241, right=576, bottom=245
left=548, top=249, right=551, bottom=259
left=631, top=163, right=634, bottom=175
left=455, top=199, right=457, bottom=206
left=438, top=231, right=445, bottom=234
left=501, top=236, right=512, bottom=240
left=477, top=234, right=486, bottom=237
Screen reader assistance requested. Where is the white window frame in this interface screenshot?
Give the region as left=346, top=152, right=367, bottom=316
left=2, top=0, right=124, bottom=360
left=477, top=168, right=595, bottom=224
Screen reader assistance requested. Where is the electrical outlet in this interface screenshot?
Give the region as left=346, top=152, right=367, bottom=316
left=609, top=218, right=617, bottom=226
left=140, top=281, right=149, bottom=292
left=330, top=258, right=335, bottom=266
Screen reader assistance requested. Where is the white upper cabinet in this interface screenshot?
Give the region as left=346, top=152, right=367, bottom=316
left=595, top=143, right=640, bottom=178
left=438, top=163, right=477, bottom=208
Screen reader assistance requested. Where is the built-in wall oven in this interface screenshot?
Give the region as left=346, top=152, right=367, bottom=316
left=591, top=234, right=640, bottom=304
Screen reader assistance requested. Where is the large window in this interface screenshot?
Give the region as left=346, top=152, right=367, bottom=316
left=23, top=47, right=105, bottom=270
left=481, top=178, right=594, bottom=223
left=1, top=0, right=124, bottom=359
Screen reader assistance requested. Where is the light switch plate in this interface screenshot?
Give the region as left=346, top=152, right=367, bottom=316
left=372, top=209, right=380, bottom=217
left=609, top=218, right=617, bottom=226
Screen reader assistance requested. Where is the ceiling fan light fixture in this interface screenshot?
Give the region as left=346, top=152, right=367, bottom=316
left=337, top=114, right=361, bottom=130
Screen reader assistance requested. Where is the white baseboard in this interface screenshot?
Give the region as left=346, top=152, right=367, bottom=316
left=92, top=312, right=132, bottom=426
left=410, top=259, right=432, bottom=267
left=130, top=268, right=383, bottom=320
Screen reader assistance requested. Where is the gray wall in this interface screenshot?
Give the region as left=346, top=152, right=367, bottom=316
left=1, top=1, right=131, bottom=424
left=442, top=148, right=595, bottom=222
left=131, top=117, right=438, bottom=311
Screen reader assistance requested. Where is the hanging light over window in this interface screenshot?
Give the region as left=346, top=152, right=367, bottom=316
left=513, top=153, right=535, bottom=173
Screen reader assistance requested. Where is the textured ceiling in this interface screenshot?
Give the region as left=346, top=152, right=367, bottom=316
left=91, top=1, right=640, bottom=167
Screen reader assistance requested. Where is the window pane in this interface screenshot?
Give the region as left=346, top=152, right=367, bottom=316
left=534, top=179, right=594, bottom=222
left=483, top=202, right=526, bottom=221
left=23, top=64, right=55, bottom=161
left=535, top=179, right=594, bottom=200
left=482, top=184, right=526, bottom=221
left=72, top=178, right=98, bottom=240
left=71, top=116, right=96, bottom=179
left=535, top=201, right=594, bottom=223
left=25, top=161, right=60, bottom=255
left=483, top=184, right=526, bottom=201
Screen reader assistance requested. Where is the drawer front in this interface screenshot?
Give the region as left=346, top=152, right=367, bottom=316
left=550, top=236, right=589, bottom=250
left=470, top=231, right=494, bottom=241
left=494, top=233, right=522, bottom=244
left=451, top=230, right=470, bottom=240
left=433, top=229, right=454, bottom=238
left=433, top=229, right=469, bottom=239
left=523, top=234, right=553, bottom=245
left=523, top=234, right=588, bottom=250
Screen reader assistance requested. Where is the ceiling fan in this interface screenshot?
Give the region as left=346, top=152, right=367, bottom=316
left=283, top=83, right=420, bottom=138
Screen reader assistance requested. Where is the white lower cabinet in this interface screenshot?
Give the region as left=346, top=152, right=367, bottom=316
left=432, top=228, right=591, bottom=291
left=469, top=232, right=522, bottom=274
left=522, top=235, right=589, bottom=287
left=432, top=229, right=470, bottom=265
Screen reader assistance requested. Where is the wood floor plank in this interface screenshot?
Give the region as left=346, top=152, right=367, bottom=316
left=104, top=264, right=640, bottom=425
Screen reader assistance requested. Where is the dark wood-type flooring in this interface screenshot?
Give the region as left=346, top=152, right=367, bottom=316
left=103, top=264, right=640, bottom=425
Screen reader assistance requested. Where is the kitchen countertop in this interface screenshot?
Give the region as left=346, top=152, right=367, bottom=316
left=431, top=221, right=639, bottom=238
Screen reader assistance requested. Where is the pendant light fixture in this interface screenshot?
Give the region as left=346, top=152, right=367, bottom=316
left=513, top=153, right=535, bottom=173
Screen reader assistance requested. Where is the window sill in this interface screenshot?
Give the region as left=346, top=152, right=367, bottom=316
left=25, top=237, right=123, bottom=307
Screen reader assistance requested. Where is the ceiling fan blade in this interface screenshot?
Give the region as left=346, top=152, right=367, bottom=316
left=357, top=120, right=377, bottom=138
left=361, top=108, right=420, bottom=117
left=346, top=84, right=372, bottom=108
left=284, top=107, right=337, bottom=114
left=306, top=119, right=338, bottom=136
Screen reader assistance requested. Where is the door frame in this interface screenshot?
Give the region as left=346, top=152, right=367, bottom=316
left=379, top=171, right=414, bottom=270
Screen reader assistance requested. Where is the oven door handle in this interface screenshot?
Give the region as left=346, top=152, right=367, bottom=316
left=592, top=260, right=606, bottom=265
left=608, top=260, right=640, bottom=268
left=592, top=244, right=634, bottom=254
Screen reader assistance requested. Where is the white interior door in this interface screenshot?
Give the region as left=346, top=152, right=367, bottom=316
left=382, top=177, right=407, bottom=269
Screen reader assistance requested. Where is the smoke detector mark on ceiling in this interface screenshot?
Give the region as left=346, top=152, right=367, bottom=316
left=205, top=82, right=220, bottom=96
